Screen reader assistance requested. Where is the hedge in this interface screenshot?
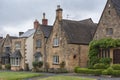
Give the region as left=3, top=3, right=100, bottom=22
left=75, top=67, right=120, bottom=77
left=94, top=63, right=109, bottom=69
left=111, top=64, right=120, bottom=70
left=75, top=67, right=104, bottom=75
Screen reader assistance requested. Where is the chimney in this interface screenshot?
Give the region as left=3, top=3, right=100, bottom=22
left=56, top=5, right=63, bottom=21
left=42, top=13, right=48, bottom=25
left=19, top=32, right=24, bottom=36
left=34, top=19, right=39, bottom=29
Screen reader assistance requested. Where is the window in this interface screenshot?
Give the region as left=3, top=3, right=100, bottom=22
left=53, top=55, right=59, bottom=64
left=35, top=56, right=42, bottom=62
left=10, top=57, right=21, bottom=66
left=36, top=39, right=41, bottom=48
left=98, top=48, right=110, bottom=58
left=15, top=42, right=21, bottom=50
left=53, top=38, right=59, bottom=47
left=5, top=47, right=10, bottom=52
left=106, top=28, right=113, bottom=35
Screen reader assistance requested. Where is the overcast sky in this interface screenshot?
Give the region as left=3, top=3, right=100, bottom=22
left=0, top=0, right=107, bottom=37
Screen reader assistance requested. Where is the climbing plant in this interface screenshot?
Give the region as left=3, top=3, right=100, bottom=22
left=88, top=38, right=120, bottom=68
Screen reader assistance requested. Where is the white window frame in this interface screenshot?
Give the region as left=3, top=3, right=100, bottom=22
left=10, top=57, right=20, bottom=66
left=53, top=38, right=59, bottom=47
left=53, top=55, right=59, bottom=64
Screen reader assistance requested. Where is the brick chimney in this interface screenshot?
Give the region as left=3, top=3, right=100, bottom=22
left=34, top=19, right=39, bottom=29
left=42, top=13, right=48, bottom=25
left=56, top=5, right=63, bottom=21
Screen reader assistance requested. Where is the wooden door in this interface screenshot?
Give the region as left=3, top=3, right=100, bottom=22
left=113, top=49, right=120, bottom=64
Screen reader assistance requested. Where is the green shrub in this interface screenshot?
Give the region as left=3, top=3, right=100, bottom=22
left=38, top=61, right=43, bottom=68
left=99, top=58, right=112, bottom=64
left=74, top=66, right=80, bottom=73
left=112, top=70, right=120, bottom=76
left=102, top=70, right=108, bottom=75
left=94, top=63, right=109, bottom=69
left=32, top=61, right=43, bottom=68
left=106, top=67, right=113, bottom=75
left=74, top=68, right=103, bottom=75
left=5, top=64, right=11, bottom=70
left=111, top=64, right=120, bottom=70
left=102, top=67, right=113, bottom=75
left=32, top=61, right=38, bottom=68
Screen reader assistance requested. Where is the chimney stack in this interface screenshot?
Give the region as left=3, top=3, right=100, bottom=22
left=19, top=32, right=24, bottom=36
left=34, top=19, right=39, bottom=29
left=42, top=13, right=48, bottom=25
left=56, top=5, right=63, bottom=21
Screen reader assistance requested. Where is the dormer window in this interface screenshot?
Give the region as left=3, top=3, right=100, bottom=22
left=106, top=28, right=113, bottom=35
left=53, top=38, right=59, bottom=47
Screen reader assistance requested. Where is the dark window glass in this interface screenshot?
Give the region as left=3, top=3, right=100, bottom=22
left=36, top=39, right=41, bottom=48
left=106, top=28, right=113, bottom=35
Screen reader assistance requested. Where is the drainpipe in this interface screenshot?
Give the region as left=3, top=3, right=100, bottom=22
left=78, top=45, right=81, bottom=66
left=44, top=37, right=47, bottom=71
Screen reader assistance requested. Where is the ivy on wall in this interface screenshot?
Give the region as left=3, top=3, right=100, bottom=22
left=88, top=38, right=120, bottom=68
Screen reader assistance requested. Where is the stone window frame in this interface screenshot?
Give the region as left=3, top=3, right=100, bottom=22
left=36, top=39, right=42, bottom=48
left=53, top=55, right=59, bottom=65
left=106, top=28, right=113, bottom=35
left=53, top=38, right=59, bottom=47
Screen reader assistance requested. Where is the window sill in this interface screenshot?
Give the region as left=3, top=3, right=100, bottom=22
left=52, top=63, right=59, bottom=65
left=36, top=47, right=42, bottom=49
left=53, top=46, right=59, bottom=48
left=11, top=65, right=20, bottom=67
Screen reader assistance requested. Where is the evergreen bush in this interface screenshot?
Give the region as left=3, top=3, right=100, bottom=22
left=5, top=64, right=11, bottom=70
left=111, top=64, right=120, bottom=70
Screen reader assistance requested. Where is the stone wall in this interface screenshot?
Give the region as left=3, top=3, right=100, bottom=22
left=94, top=0, right=120, bottom=40
left=12, top=38, right=26, bottom=70
left=47, top=19, right=89, bottom=71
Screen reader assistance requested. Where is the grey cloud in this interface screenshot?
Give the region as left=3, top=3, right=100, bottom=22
left=0, top=0, right=107, bottom=35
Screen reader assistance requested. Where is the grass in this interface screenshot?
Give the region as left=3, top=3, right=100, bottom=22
left=39, top=76, right=96, bottom=80
left=0, top=71, right=42, bottom=80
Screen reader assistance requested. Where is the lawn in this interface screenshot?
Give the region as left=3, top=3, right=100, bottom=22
left=0, top=71, right=42, bottom=80
left=39, top=76, right=96, bottom=80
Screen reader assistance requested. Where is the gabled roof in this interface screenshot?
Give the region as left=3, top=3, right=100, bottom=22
left=20, top=29, right=35, bottom=38
left=40, top=25, right=53, bottom=38
left=10, top=50, right=22, bottom=58
left=20, top=25, right=52, bottom=38
left=61, top=18, right=97, bottom=44
left=111, top=0, right=120, bottom=15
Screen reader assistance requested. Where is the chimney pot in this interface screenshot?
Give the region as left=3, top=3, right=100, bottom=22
left=42, top=13, right=48, bottom=25
left=56, top=5, right=63, bottom=21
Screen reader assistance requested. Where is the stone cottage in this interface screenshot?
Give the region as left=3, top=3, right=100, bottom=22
left=47, top=5, right=97, bottom=71
left=33, top=13, right=53, bottom=69
left=94, top=0, right=120, bottom=64
left=0, top=34, right=18, bottom=69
